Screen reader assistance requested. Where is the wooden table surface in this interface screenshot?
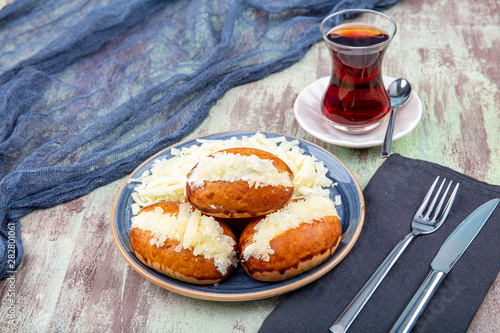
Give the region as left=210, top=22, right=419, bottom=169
left=1, top=0, right=499, bottom=331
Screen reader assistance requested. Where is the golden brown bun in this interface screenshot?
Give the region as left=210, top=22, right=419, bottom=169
left=129, top=202, right=236, bottom=285
left=238, top=213, right=342, bottom=282
left=186, top=147, right=294, bottom=219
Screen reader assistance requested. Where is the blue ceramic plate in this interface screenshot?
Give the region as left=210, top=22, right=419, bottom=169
left=111, top=131, right=365, bottom=301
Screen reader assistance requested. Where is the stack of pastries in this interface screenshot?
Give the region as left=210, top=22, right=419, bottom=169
left=129, top=147, right=342, bottom=284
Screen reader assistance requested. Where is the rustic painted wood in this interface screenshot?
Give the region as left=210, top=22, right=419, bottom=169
left=1, top=0, right=499, bottom=332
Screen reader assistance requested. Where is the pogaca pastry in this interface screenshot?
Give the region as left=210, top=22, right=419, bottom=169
left=238, top=194, right=342, bottom=281
left=186, top=147, right=294, bottom=219
left=129, top=136, right=343, bottom=285
left=129, top=202, right=237, bottom=284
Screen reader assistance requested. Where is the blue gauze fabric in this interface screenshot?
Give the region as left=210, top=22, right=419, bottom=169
left=0, top=0, right=401, bottom=279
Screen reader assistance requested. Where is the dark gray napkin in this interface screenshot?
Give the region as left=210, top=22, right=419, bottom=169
left=259, top=154, right=500, bottom=333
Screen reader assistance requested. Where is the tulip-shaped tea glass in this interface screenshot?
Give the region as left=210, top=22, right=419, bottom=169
left=320, top=9, right=397, bottom=133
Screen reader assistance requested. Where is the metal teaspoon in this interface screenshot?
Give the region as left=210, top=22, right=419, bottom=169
left=380, top=78, right=412, bottom=158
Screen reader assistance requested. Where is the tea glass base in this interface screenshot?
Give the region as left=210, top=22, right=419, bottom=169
left=323, top=115, right=388, bottom=134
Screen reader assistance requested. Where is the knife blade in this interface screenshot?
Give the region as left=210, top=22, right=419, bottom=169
left=390, top=198, right=500, bottom=333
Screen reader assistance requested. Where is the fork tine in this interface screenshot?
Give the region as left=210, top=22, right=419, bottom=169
left=429, top=180, right=453, bottom=221
left=423, top=178, right=446, bottom=219
left=416, top=176, right=440, bottom=217
left=436, top=182, right=460, bottom=223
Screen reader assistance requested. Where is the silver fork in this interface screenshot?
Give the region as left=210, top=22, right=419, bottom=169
left=330, top=176, right=460, bottom=333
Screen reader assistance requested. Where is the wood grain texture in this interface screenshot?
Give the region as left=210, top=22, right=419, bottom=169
left=1, top=0, right=499, bottom=332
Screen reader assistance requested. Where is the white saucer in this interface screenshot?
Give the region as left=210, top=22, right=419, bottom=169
left=294, top=76, right=423, bottom=149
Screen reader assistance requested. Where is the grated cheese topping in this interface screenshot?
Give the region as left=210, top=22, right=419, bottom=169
left=187, top=151, right=293, bottom=189
left=131, top=203, right=237, bottom=275
left=129, top=133, right=334, bottom=214
left=242, top=194, right=339, bottom=262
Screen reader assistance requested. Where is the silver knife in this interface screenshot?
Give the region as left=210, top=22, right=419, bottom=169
left=390, top=198, right=500, bottom=333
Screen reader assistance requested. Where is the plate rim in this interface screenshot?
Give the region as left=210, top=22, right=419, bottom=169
left=111, top=130, right=365, bottom=301
left=294, top=76, right=423, bottom=148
